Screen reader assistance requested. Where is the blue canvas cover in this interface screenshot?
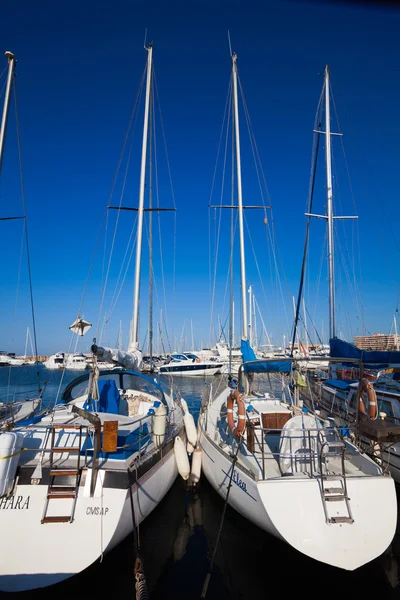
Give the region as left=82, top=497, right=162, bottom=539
left=324, top=379, right=357, bottom=391
left=84, top=379, right=121, bottom=414
left=241, top=339, right=292, bottom=373
left=330, top=338, right=400, bottom=368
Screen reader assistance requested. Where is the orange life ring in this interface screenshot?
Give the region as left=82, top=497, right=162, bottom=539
left=359, top=377, right=377, bottom=420
left=227, top=390, right=246, bottom=438
left=196, top=358, right=201, bottom=363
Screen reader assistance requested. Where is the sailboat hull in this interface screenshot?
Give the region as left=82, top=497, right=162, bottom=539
left=0, top=446, right=178, bottom=592
left=199, top=425, right=397, bottom=570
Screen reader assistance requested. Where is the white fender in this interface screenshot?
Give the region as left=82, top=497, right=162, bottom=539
left=183, top=411, right=197, bottom=447
left=180, top=397, right=189, bottom=414
left=174, top=436, right=190, bottom=480
left=152, top=403, right=167, bottom=447
left=187, top=440, right=195, bottom=455
left=190, top=447, right=202, bottom=485
left=0, top=432, right=25, bottom=497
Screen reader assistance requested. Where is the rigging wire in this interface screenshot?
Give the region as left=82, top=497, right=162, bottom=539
left=200, top=434, right=243, bottom=598
left=330, top=145, right=363, bottom=333
left=153, top=70, right=177, bottom=344
left=14, top=78, right=41, bottom=389
left=76, top=62, right=146, bottom=333
left=209, top=78, right=233, bottom=345
left=304, top=303, right=324, bottom=347
left=238, top=74, right=292, bottom=338
left=331, top=76, right=400, bottom=315
left=97, top=67, right=147, bottom=341
left=7, top=221, right=25, bottom=399
left=153, top=77, right=171, bottom=346
left=291, top=104, right=323, bottom=355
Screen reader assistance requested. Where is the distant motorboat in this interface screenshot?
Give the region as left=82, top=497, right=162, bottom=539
left=0, top=353, right=25, bottom=367
left=64, top=354, right=89, bottom=371
left=43, top=352, right=65, bottom=369
left=158, top=352, right=223, bottom=376
left=43, top=353, right=89, bottom=371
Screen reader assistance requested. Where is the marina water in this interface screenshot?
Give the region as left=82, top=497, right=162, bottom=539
left=0, top=366, right=399, bottom=599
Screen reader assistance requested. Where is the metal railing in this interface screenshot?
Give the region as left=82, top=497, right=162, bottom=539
left=241, top=420, right=357, bottom=482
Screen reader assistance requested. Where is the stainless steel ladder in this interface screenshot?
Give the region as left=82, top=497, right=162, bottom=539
left=319, top=440, right=354, bottom=524
left=41, top=424, right=83, bottom=524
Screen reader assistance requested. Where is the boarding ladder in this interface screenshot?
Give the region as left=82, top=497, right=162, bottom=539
left=41, top=424, right=84, bottom=524
left=318, top=439, right=354, bottom=525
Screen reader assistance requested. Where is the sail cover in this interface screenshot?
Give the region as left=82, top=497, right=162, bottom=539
left=330, top=337, right=400, bottom=368
left=240, top=339, right=292, bottom=373
left=91, top=344, right=143, bottom=371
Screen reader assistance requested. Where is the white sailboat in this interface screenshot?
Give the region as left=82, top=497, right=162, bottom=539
left=198, top=54, right=397, bottom=571
left=296, top=66, right=400, bottom=483
left=22, top=327, right=36, bottom=365
left=0, top=43, right=186, bottom=592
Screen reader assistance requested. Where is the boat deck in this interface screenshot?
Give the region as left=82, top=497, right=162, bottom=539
left=209, top=392, right=382, bottom=482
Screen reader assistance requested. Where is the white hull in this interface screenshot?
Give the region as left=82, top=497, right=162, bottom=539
left=0, top=357, right=25, bottom=367
left=159, top=365, right=222, bottom=376
left=0, top=446, right=178, bottom=592
left=199, top=424, right=397, bottom=570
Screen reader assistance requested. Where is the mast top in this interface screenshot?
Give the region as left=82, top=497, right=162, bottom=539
left=5, top=52, right=14, bottom=62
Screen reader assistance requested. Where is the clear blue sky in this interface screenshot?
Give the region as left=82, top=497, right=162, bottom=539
left=0, top=0, right=399, bottom=355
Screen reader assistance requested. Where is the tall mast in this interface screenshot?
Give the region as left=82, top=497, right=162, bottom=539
left=248, top=285, right=253, bottom=346
left=306, top=67, right=356, bottom=343
left=232, top=52, right=248, bottom=340
left=24, top=327, right=29, bottom=359
left=253, top=290, right=257, bottom=349
left=130, top=43, right=153, bottom=350
left=232, top=301, right=235, bottom=346
left=325, top=65, right=336, bottom=340
left=0, top=52, right=16, bottom=176
left=394, top=314, right=399, bottom=351
left=148, top=73, right=154, bottom=369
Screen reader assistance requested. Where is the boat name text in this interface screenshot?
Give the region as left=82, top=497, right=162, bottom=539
left=86, top=506, right=109, bottom=516
left=232, top=470, right=247, bottom=492
left=0, top=495, right=30, bottom=510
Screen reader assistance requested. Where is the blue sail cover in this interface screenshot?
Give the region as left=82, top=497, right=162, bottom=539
left=240, top=339, right=292, bottom=373
left=330, top=338, right=400, bottom=368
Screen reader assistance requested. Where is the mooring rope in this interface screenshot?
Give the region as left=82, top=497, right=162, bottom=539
left=128, top=467, right=149, bottom=599
left=200, top=433, right=243, bottom=598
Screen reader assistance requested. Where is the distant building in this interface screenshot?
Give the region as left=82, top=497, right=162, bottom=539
left=354, top=333, right=400, bottom=351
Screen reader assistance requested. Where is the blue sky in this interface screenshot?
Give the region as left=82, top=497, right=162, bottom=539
left=0, top=0, right=399, bottom=355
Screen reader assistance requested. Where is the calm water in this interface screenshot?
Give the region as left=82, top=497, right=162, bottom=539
left=0, top=366, right=399, bottom=599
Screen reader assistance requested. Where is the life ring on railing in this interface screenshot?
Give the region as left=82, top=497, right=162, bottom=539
left=196, top=358, right=201, bottom=363
left=227, top=390, right=246, bottom=438
left=359, top=377, right=377, bottom=420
